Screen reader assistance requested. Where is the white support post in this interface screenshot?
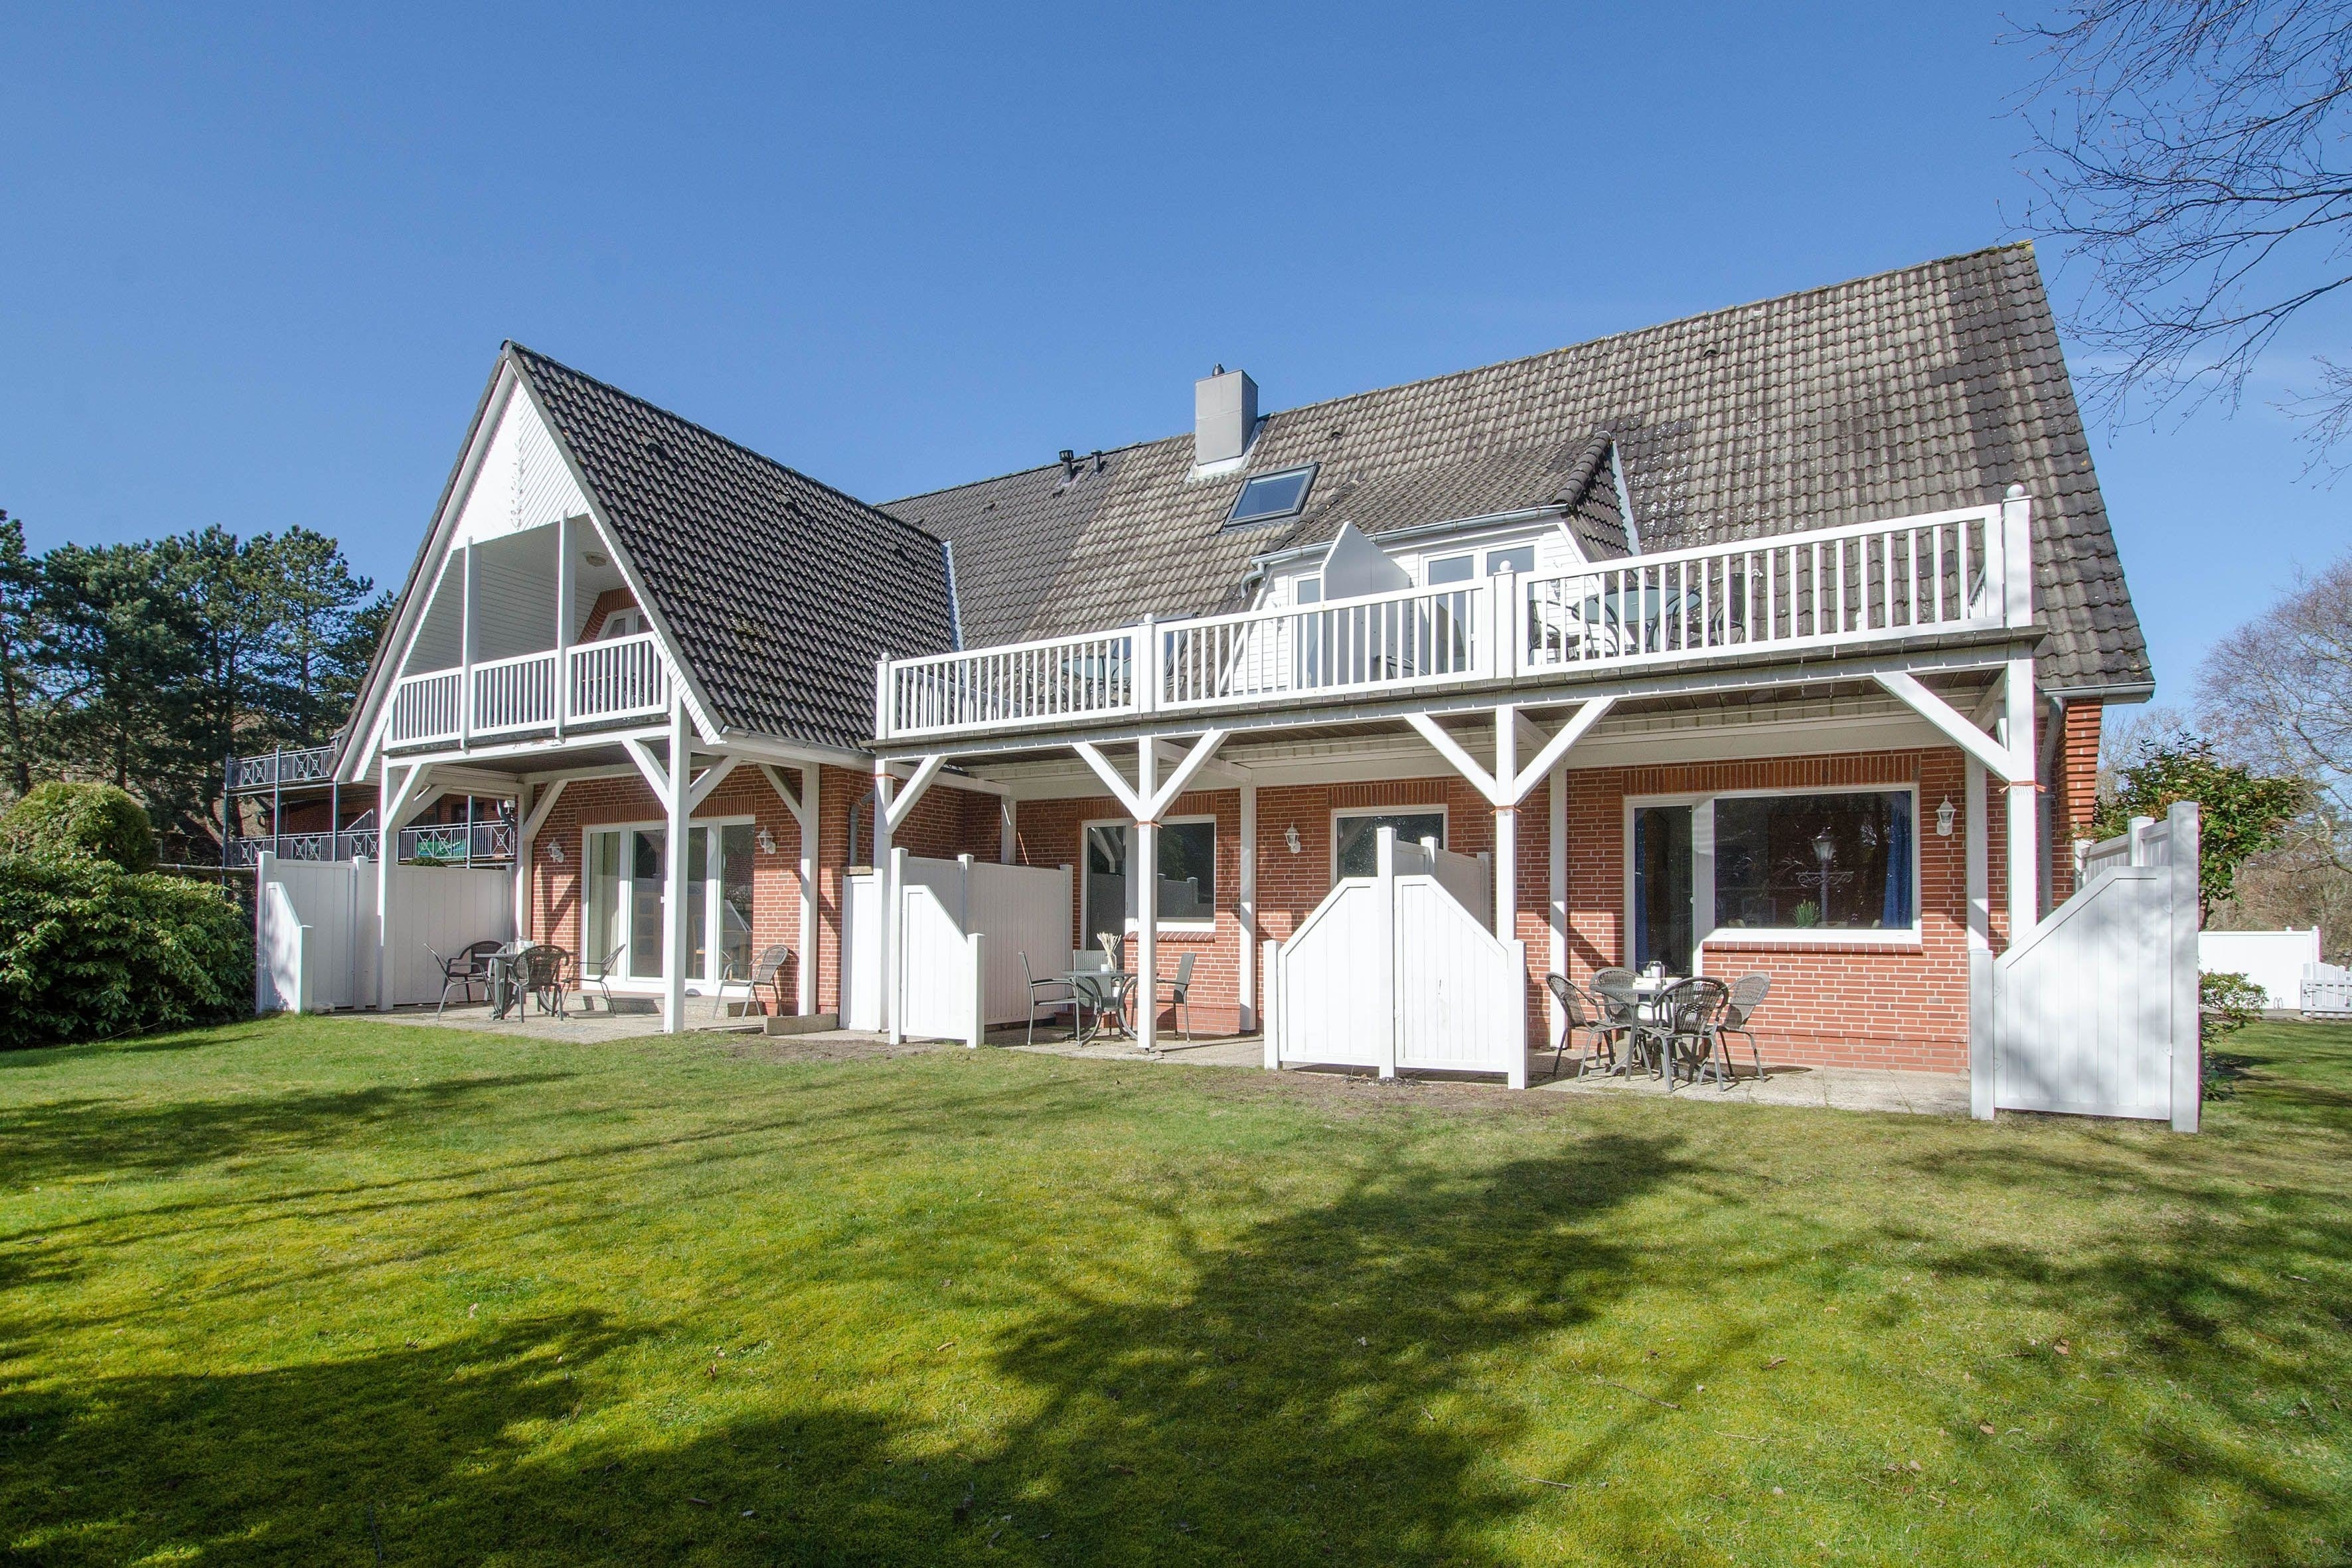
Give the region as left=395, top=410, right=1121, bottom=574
left=1239, top=780, right=1259, bottom=1034
left=2168, top=800, right=2202, bottom=1133
left=1492, top=706, right=1518, bottom=939
left=1375, top=826, right=1398, bottom=1080
left=2003, top=656, right=2039, bottom=947
left=966, top=931, right=986, bottom=1050
left=459, top=544, right=476, bottom=747
left=661, top=699, right=692, bottom=1033
left=1547, top=768, right=1566, bottom=1037
left=799, top=766, right=819, bottom=1017
left=1261, top=939, right=1281, bottom=1068
left=376, top=758, right=396, bottom=1011
left=1964, top=756, right=1990, bottom=951
left=512, top=782, right=535, bottom=948
left=555, top=517, right=572, bottom=735
left=874, top=762, right=896, bottom=1039
left=999, top=797, right=1016, bottom=864
left=1135, top=736, right=1160, bottom=1055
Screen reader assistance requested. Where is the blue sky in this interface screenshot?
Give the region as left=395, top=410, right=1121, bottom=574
left=1, top=2, right=2341, bottom=705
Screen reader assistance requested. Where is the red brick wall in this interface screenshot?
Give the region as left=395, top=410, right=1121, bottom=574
left=1014, top=747, right=2003, bottom=1072
left=2050, top=700, right=2103, bottom=902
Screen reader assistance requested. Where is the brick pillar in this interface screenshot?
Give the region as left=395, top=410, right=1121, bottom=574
left=2049, top=702, right=2103, bottom=901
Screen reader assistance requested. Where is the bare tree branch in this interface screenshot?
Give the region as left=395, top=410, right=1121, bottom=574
left=2013, top=0, right=2352, bottom=465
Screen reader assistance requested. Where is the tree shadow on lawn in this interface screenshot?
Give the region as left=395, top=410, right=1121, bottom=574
left=0, top=1130, right=1688, bottom=1566
left=1899, top=1123, right=2352, bottom=1559
left=0, top=1073, right=578, bottom=1190
left=0, top=1310, right=953, bottom=1566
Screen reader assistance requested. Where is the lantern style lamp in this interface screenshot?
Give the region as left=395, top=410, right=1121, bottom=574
left=1812, top=827, right=1837, bottom=913
left=1936, top=797, right=1957, bottom=837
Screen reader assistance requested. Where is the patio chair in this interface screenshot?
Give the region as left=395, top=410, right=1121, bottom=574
left=1642, top=977, right=1734, bottom=1091
left=1020, top=951, right=1077, bottom=1046
left=1072, top=967, right=1133, bottom=1045
left=1719, top=973, right=1772, bottom=1081
left=428, top=939, right=505, bottom=1016
left=518, top=944, right=571, bottom=1018
left=713, top=944, right=793, bottom=1019
left=1156, top=951, right=1198, bottom=1041
left=1542, top=974, right=1626, bottom=1081
left=575, top=943, right=623, bottom=1014
left=1587, top=967, right=1651, bottom=1077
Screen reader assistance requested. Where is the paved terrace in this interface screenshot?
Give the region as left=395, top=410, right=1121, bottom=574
left=343, top=1004, right=1968, bottom=1117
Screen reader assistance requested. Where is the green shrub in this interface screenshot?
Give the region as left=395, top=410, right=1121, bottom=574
left=0, top=781, right=157, bottom=870
left=0, top=855, right=249, bottom=1048
left=2200, top=969, right=2268, bottom=1042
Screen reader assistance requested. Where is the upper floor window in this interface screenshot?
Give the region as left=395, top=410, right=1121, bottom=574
left=1426, top=554, right=1475, bottom=586
left=1486, top=544, right=1536, bottom=576
left=1227, top=465, right=1316, bottom=526
left=602, top=609, right=648, bottom=640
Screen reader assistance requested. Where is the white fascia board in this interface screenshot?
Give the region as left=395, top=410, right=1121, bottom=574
left=343, top=364, right=523, bottom=781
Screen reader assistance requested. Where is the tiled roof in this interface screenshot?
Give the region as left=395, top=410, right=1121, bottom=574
left=885, top=244, right=2149, bottom=692
left=510, top=345, right=957, bottom=749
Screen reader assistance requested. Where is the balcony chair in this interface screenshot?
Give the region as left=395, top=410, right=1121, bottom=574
left=1543, top=974, right=1628, bottom=1081
left=1156, top=951, right=1198, bottom=1041
left=713, top=945, right=794, bottom=1019
left=428, top=939, right=505, bottom=1016
left=1719, top=973, right=1772, bottom=1082
left=1020, top=951, right=1077, bottom=1046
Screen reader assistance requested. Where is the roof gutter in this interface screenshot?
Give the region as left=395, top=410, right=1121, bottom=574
left=2042, top=680, right=2156, bottom=705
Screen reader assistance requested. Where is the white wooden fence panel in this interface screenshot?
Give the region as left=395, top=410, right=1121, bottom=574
left=1393, top=877, right=1524, bottom=1075
left=1275, top=880, right=1387, bottom=1069
left=2303, top=962, right=2352, bottom=1018
left=843, top=872, right=882, bottom=1030
left=256, top=879, right=312, bottom=1014
left=970, top=860, right=1076, bottom=1026
left=897, top=876, right=979, bottom=1044
left=2199, top=929, right=2322, bottom=1010
left=386, top=863, right=514, bottom=1007
left=1425, top=842, right=1490, bottom=931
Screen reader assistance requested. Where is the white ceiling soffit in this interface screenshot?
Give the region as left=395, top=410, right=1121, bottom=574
left=451, top=384, right=592, bottom=548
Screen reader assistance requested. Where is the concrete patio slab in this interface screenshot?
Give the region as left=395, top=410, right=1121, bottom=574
left=335, top=1006, right=1966, bottom=1117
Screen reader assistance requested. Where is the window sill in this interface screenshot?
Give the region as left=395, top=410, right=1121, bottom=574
left=1702, top=929, right=1923, bottom=955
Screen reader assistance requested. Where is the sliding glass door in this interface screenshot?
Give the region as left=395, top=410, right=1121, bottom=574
left=580, top=823, right=752, bottom=986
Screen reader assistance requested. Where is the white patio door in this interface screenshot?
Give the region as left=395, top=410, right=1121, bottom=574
left=582, top=824, right=752, bottom=986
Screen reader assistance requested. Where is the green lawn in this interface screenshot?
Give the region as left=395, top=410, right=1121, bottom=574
left=2, top=1019, right=2348, bottom=1566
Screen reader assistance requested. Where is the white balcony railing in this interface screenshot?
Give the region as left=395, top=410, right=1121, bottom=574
left=387, top=631, right=673, bottom=748
left=877, top=501, right=2028, bottom=742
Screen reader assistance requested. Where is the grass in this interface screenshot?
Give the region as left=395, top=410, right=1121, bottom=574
left=1, top=1019, right=2349, bottom=1566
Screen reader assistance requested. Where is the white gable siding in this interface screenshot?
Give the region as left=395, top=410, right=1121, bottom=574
left=1257, top=516, right=1595, bottom=610
left=470, top=524, right=562, bottom=664
left=452, top=386, right=591, bottom=548
left=403, top=558, right=464, bottom=675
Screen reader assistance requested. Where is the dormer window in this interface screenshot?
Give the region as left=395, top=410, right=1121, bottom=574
left=1226, top=464, right=1316, bottom=527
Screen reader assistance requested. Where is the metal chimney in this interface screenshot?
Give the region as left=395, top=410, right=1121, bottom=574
left=1194, top=366, right=1257, bottom=467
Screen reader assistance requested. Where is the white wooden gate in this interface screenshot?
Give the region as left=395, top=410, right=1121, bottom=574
left=1265, top=827, right=1528, bottom=1086
left=1973, top=801, right=2199, bottom=1130
left=842, top=871, right=883, bottom=1030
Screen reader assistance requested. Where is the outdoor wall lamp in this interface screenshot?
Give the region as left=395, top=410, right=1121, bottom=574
left=1936, top=797, right=1956, bottom=836
left=547, top=842, right=566, bottom=864
left=757, top=828, right=777, bottom=854
left=1285, top=824, right=1302, bottom=854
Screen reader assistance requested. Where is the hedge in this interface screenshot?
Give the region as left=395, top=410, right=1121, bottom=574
left=0, top=854, right=250, bottom=1048
left=0, top=781, right=157, bottom=871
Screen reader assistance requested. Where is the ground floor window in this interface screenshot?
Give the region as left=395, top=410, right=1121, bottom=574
left=1332, top=809, right=1445, bottom=880
left=580, top=821, right=753, bottom=984
left=1629, top=787, right=1918, bottom=971
left=1083, top=819, right=1217, bottom=952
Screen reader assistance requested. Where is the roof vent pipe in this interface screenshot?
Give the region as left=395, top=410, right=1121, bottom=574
left=1194, top=367, right=1257, bottom=467
left=1059, top=449, right=1075, bottom=478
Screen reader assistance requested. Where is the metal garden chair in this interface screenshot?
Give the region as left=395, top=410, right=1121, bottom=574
left=1719, top=973, right=1772, bottom=1081
left=518, top=944, right=571, bottom=1018
left=1642, top=977, right=1735, bottom=1091
left=1020, top=951, right=1077, bottom=1045
left=1156, top=951, right=1198, bottom=1040
left=713, top=944, right=793, bottom=1018
left=1543, top=974, right=1628, bottom=1081
left=574, top=943, right=623, bottom=1014
left=1587, top=967, right=1651, bottom=1077
left=428, top=939, right=505, bottom=1016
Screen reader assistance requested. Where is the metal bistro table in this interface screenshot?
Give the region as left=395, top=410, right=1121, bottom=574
left=1064, top=968, right=1138, bottom=1044
left=485, top=944, right=532, bottom=1020
left=1606, top=971, right=1685, bottom=1079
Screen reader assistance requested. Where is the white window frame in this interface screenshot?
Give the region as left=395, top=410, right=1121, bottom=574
left=579, top=814, right=755, bottom=987
left=1080, top=814, right=1220, bottom=936
left=1328, top=804, right=1450, bottom=888
left=601, top=607, right=647, bottom=640
left=1621, top=783, right=1924, bottom=967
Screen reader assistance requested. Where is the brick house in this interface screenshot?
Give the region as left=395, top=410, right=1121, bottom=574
left=335, top=242, right=2150, bottom=1082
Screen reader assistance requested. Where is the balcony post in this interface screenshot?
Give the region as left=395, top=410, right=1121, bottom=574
left=459, top=545, right=477, bottom=747
left=2001, top=485, right=2033, bottom=629
left=662, top=696, right=691, bottom=1035
left=874, top=657, right=892, bottom=742
left=1135, top=736, right=1159, bottom=1056
left=1137, top=616, right=1158, bottom=715
left=1491, top=571, right=1519, bottom=682
left=555, top=518, right=572, bottom=736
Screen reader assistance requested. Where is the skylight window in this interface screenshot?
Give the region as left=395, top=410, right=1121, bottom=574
left=1225, top=464, right=1316, bottom=526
